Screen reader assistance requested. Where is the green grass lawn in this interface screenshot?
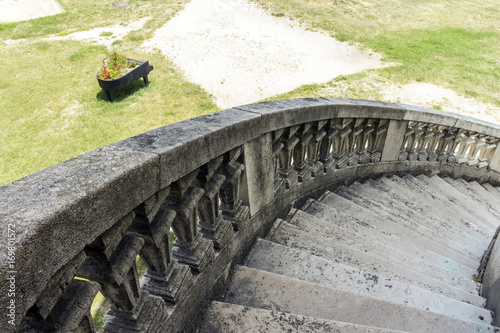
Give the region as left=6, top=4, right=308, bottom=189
left=254, top=0, right=500, bottom=106
left=0, top=0, right=219, bottom=186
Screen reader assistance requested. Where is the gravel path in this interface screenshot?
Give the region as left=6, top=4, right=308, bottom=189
left=142, top=0, right=389, bottom=109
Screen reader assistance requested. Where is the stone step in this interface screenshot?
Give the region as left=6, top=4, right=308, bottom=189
left=224, top=265, right=497, bottom=333
left=370, top=176, right=494, bottom=241
left=287, top=208, right=479, bottom=292
left=199, top=301, right=407, bottom=333
left=445, top=178, right=500, bottom=226
left=301, top=200, right=477, bottom=278
left=246, top=238, right=493, bottom=325
left=269, top=219, right=486, bottom=307
left=343, top=180, right=488, bottom=260
left=404, top=175, right=498, bottom=235
left=319, top=191, right=479, bottom=269
left=335, top=185, right=481, bottom=262
left=413, top=175, right=499, bottom=233
left=482, top=183, right=500, bottom=202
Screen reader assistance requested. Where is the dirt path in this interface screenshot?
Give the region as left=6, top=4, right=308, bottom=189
left=141, top=0, right=389, bottom=109
left=139, top=0, right=499, bottom=125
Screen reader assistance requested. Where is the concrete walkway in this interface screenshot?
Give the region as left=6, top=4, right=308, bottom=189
left=0, top=0, right=64, bottom=23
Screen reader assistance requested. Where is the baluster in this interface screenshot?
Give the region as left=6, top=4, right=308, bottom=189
left=272, top=130, right=286, bottom=195
left=219, top=148, right=250, bottom=231
left=368, top=119, right=387, bottom=163
left=467, top=134, right=485, bottom=167
left=427, top=126, right=444, bottom=162
left=18, top=252, right=99, bottom=332
left=408, top=122, right=422, bottom=161
left=104, top=293, right=168, bottom=333
left=293, top=123, right=313, bottom=182
left=168, top=171, right=215, bottom=273
left=278, top=126, right=300, bottom=189
left=332, top=119, right=353, bottom=169
left=446, top=129, right=464, bottom=163
left=437, top=128, right=458, bottom=163
left=78, top=212, right=143, bottom=312
left=128, top=188, right=192, bottom=304
left=456, top=132, right=476, bottom=164
left=199, top=173, right=234, bottom=248
left=436, top=131, right=450, bottom=163
left=417, top=124, right=435, bottom=161
left=398, top=127, right=414, bottom=161
left=347, top=119, right=364, bottom=166
left=76, top=213, right=167, bottom=333
left=307, top=120, right=327, bottom=177
left=357, top=120, right=373, bottom=165
left=481, top=138, right=498, bottom=169
left=318, top=120, right=337, bottom=172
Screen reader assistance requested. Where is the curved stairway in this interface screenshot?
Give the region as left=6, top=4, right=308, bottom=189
left=198, top=175, right=500, bottom=332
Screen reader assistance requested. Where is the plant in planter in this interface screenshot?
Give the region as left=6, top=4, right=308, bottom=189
left=96, top=53, right=153, bottom=101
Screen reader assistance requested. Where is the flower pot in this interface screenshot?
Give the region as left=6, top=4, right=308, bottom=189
left=97, top=59, right=154, bottom=101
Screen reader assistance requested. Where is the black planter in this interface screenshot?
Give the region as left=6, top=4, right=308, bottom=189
left=97, top=59, right=154, bottom=101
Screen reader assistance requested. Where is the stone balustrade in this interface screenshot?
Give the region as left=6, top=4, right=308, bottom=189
left=1, top=98, right=500, bottom=332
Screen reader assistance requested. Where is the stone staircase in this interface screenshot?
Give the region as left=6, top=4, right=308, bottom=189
left=198, top=175, right=500, bottom=332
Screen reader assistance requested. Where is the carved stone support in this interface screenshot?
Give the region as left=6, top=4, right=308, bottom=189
left=170, top=186, right=215, bottom=273
left=399, top=128, right=414, bottom=161
left=278, top=135, right=299, bottom=189
left=50, top=279, right=100, bottom=332
left=273, top=138, right=286, bottom=195
left=347, top=120, right=364, bottom=166
left=199, top=173, right=234, bottom=249
left=130, top=197, right=192, bottom=305
left=357, top=125, right=373, bottom=165
left=293, top=130, right=313, bottom=182
left=308, top=128, right=327, bottom=177
left=437, top=128, right=458, bottom=163
left=33, top=251, right=87, bottom=320
left=427, top=129, right=444, bottom=162
left=456, top=133, right=476, bottom=164
left=19, top=279, right=100, bottom=333
left=134, top=187, right=170, bottom=223
left=444, top=129, right=464, bottom=163
left=417, top=125, right=434, bottom=161
left=18, top=253, right=98, bottom=332
left=220, top=161, right=250, bottom=231
left=104, top=292, right=169, bottom=333
left=408, top=123, right=422, bottom=161
left=487, top=139, right=500, bottom=171
left=79, top=234, right=145, bottom=312
left=77, top=212, right=144, bottom=314
left=319, top=125, right=337, bottom=172
left=332, top=119, right=352, bottom=169
left=368, top=121, right=387, bottom=163
left=481, top=138, right=498, bottom=169
left=436, top=132, right=451, bottom=162
left=467, top=135, right=485, bottom=167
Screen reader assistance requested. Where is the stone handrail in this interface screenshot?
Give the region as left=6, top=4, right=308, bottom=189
left=1, top=98, right=500, bottom=332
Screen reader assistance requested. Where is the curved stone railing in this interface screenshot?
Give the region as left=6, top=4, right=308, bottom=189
left=1, top=98, right=500, bottom=332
